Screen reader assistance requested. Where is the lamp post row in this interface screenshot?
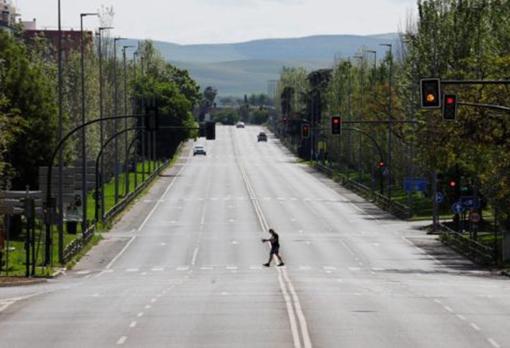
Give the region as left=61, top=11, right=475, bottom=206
left=55, top=3, right=146, bottom=263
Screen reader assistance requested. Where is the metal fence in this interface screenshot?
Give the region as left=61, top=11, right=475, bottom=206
left=439, top=223, right=496, bottom=266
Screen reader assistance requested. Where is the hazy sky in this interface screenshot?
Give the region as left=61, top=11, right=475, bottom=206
left=13, top=0, right=417, bottom=44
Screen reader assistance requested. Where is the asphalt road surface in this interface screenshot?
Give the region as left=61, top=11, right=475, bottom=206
left=1, top=125, right=510, bottom=348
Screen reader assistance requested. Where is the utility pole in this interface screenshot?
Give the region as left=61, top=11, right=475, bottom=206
left=123, top=45, right=134, bottom=196
left=113, top=37, right=125, bottom=204
left=80, top=12, right=98, bottom=235
left=57, top=0, right=64, bottom=263
left=381, top=43, right=393, bottom=201
left=140, top=55, right=146, bottom=182
left=97, top=26, right=113, bottom=221
left=353, top=55, right=364, bottom=182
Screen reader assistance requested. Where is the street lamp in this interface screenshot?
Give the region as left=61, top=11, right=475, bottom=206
left=96, top=26, right=113, bottom=221
left=122, top=45, right=135, bottom=196
left=366, top=49, right=378, bottom=192
left=56, top=0, right=64, bottom=264
left=353, top=55, right=364, bottom=182
left=380, top=43, right=393, bottom=201
left=132, top=50, right=139, bottom=190
left=366, top=50, right=377, bottom=80
left=113, top=37, right=126, bottom=205
left=80, top=12, right=98, bottom=235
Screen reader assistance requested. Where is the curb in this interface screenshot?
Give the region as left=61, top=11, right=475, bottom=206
left=0, top=278, right=47, bottom=287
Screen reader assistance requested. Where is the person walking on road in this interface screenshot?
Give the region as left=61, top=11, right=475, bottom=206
left=262, top=228, right=285, bottom=267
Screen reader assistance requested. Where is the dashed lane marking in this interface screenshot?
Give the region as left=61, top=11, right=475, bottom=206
left=116, top=336, right=127, bottom=345
left=488, top=338, right=501, bottom=348
left=129, top=321, right=137, bottom=328
left=470, top=323, right=481, bottom=331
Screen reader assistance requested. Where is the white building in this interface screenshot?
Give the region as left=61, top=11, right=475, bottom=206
left=0, top=0, right=17, bottom=32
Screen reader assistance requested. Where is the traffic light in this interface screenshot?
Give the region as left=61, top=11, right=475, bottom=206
left=302, top=123, right=310, bottom=139
left=331, top=116, right=342, bottom=135
left=205, top=121, right=216, bottom=140
left=420, top=78, right=441, bottom=109
left=442, top=94, right=457, bottom=120
left=377, top=161, right=385, bottom=169
left=448, top=179, right=457, bottom=188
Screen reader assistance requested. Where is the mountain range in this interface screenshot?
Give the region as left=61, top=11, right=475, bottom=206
left=127, top=33, right=400, bottom=96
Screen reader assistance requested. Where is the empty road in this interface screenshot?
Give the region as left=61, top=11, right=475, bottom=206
left=0, top=125, right=509, bottom=348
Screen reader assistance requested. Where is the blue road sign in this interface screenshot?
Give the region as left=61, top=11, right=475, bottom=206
left=435, top=192, right=445, bottom=204
left=460, top=196, right=480, bottom=210
left=404, top=177, right=429, bottom=193
left=451, top=201, right=465, bottom=215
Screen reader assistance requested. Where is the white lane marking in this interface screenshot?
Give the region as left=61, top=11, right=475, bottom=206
left=281, top=268, right=312, bottom=348
left=116, top=336, right=127, bottom=345
left=371, top=268, right=385, bottom=271
left=106, top=156, right=188, bottom=271
left=340, top=240, right=356, bottom=256
left=221, top=292, right=229, bottom=296
left=151, top=298, right=157, bottom=303
left=125, top=268, right=139, bottom=272
left=226, top=266, right=238, bottom=270
left=151, top=267, right=164, bottom=272
left=235, top=133, right=310, bottom=348
left=137, top=312, right=144, bottom=318
left=232, top=240, right=239, bottom=245
left=488, top=338, right=501, bottom=348
left=278, top=270, right=302, bottom=348
left=191, top=247, right=199, bottom=266
left=323, top=266, right=336, bottom=271
left=106, top=236, right=137, bottom=270
left=145, top=305, right=151, bottom=309
left=141, top=272, right=147, bottom=276
left=456, top=314, right=466, bottom=321
left=76, top=270, right=91, bottom=275
left=470, top=323, right=480, bottom=331
left=250, top=265, right=262, bottom=270
left=200, top=266, right=214, bottom=270
left=177, top=266, right=190, bottom=271
left=444, top=306, right=453, bottom=313
left=160, top=242, right=167, bottom=246
left=433, top=299, right=442, bottom=304
left=129, top=321, right=137, bottom=328
left=137, top=161, right=187, bottom=232
left=348, top=267, right=361, bottom=271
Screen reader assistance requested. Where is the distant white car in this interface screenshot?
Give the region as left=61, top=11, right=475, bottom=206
left=193, top=145, right=207, bottom=156
left=236, top=122, right=245, bottom=128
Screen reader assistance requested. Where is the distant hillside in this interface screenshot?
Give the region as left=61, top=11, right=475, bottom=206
left=126, top=33, right=400, bottom=96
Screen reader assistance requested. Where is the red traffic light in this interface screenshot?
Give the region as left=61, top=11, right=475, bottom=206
left=449, top=180, right=457, bottom=188
left=442, top=94, right=457, bottom=121
left=331, top=116, right=342, bottom=135
left=377, top=161, right=385, bottom=168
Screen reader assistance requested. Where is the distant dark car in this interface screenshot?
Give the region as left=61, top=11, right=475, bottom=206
left=257, top=132, right=267, bottom=142
left=193, top=145, right=207, bottom=156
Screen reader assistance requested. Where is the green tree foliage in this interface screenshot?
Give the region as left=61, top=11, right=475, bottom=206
left=275, top=0, right=510, bottom=227
left=133, top=41, right=199, bottom=155
left=0, top=30, right=58, bottom=188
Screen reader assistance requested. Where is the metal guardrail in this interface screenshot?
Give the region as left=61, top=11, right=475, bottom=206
left=314, top=163, right=412, bottom=219
left=439, top=223, right=495, bottom=266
